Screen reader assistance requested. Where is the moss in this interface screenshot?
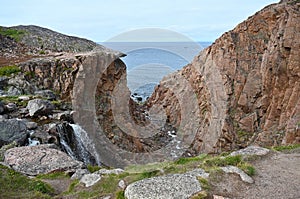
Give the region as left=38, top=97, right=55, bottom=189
left=174, top=154, right=208, bottom=165
left=0, top=65, right=21, bottom=76
left=86, top=164, right=102, bottom=173
left=0, top=164, right=54, bottom=198
left=0, top=27, right=26, bottom=42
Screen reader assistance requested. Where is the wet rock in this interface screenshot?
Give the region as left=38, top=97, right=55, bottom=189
left=0, top=77, right=8, bottom=90
left=0, top=101, right=5, bottom=114
left=34, top=90, right=56, bottom=100
left=80, top=173, right=101, bottom=187
left=4, top=144, right=83, bottom=175
left=0, top=118, right=28, bottom=147
left=124, top=174, right=202, bottom=199
left=26, top=99, right=54, bottom=117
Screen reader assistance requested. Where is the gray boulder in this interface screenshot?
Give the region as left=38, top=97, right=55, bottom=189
left=0, top=118, right=28, bottom=147
left=80, top=173, right=101, bottom=187
left=4, top=144, right=83, bottom=175
left=124, top=174, right=202, bottom=199
left=7, top=86, right=22, bottom=96
left=26, top=99, right=54, bottom=117
left=230, top=146, right=270, bottom=157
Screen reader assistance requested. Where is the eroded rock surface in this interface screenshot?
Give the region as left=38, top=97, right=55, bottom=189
left=4, top=144, right=83, bottom=175
left=124, top=174, right=202, bottom=199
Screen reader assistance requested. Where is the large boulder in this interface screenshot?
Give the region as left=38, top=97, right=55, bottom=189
left=0, top=118, right=28, bottom=147
left=4, top=144, right=83, bottom=175
left=26, top=99, right=54, bottom=117
left=124, top=174, right=202, bottom=199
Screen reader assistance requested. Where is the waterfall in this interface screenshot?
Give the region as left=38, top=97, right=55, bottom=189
left=57, top=123, right=101, bottom=166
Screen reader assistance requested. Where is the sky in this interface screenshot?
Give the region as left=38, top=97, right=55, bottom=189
left=1, top=0, right=279, bottom=42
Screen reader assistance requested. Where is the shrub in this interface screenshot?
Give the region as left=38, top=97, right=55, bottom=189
left=0, top=65, right=21, bottom=76
left=0, top=27, right=26, bottom=42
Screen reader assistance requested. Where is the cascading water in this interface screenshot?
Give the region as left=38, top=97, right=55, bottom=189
left=57, top=123, right=101, bottom=166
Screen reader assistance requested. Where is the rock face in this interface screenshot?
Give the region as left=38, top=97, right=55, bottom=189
left=124, top=174, right=202, bottom=199
left=147, top=0, right=300, bottom=154
left=4, top=144, right=83, bottom=175
left=0, top=119, right=28, bottom=147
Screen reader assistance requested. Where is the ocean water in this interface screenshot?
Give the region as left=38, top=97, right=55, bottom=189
left=102, top=42, right=211, bottom=101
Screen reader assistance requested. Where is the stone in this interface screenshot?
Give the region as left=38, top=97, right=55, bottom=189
left=0, top=76, right=8, bottom=89
left=186, top=168, right=209, bottom=178
left=0, top=118, right=28, bottom=147
left=80, top=173, right=101, bottom=187
left=5, top=102, right=17, bottom=112
left=221, top=166, right=254, bottom=184
left=26, top=121, right=38, bottom=130
left=230, top=146, right=270, bottom=157
left=95, top=168, right=124, bottom=175
left=34, top=90, right=56, bottom=100
left=26, top=99, right=54, bottom=117
left=71, top=168, right=90, bottom=180
left=118, top=180, right=126, bottom=189
left=4, top=144, right=83, bottom=175
left=7, top=86, right=22, bottom=96
left=124, top=174, right=202, bottom=199
left=0, top=101, right=5, bottom=114
left=18, top=95, right=30, bottom=101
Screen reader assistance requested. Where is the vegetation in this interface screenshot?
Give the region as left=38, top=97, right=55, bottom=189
left=0, top=65, right=21, bottom=76
left=0, top=164, right=54, bottom=199
left=0, top=27, right=26, bottom=41
left=0, top=148, right=259, bottom=198
left=271, top=144, right=300, bottom=152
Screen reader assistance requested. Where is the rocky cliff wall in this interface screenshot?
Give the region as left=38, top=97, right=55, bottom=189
left=148, top=0, right=300, bottom=154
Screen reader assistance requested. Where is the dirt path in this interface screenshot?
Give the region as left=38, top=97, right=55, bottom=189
left=209, top=150, right=300, bottom=199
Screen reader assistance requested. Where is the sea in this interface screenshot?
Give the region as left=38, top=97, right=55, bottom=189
left=101, top=42, right=212, bottom=101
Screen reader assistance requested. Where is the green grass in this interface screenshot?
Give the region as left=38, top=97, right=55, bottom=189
left=0, top=95, right=31, bottom=107
left=0, top=27, right=26, bottom=42
left=36, top=171, right=69, bottom=180
left=86, top=164, right=102, bottom=173
left=0, top=164, right=54, bottom=199
left=0, top=65, right=21, bottom=76
left=271, top=144, right=300, bottom=152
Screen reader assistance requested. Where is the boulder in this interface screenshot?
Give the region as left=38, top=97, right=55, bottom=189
left=71, top=168, right=90, bottom=180
left=0, top=118, right=28, bottom=147
left=26, top=99, right=54, bottom=117
left=124, top=174, right=202, bottom=199
left=7, top=86, right=22, bottom=96
left=4, top=144, right=83, bottom=175
left=221, top=166, right=254, bottom=184
left=26, top=121, right=38, bottom=130
left=230, top=146, right=270, bottom=157
left=95, top=168, right=124, bottom=175
left=80, top=173, right=101, bottom=187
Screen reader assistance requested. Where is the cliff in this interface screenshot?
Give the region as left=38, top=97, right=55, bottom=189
left=147, top=0, right=300, bottom=155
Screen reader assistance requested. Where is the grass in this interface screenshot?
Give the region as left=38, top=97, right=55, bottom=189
left=0, top=65, right=21, bottom=76
left=86, top=164, right=102, bottom=173
left=0, top=164, right=54, bottom=199
left=271, top=144, right=300, bottom=152
left=0, top=27, right=26, bottom=42
left=36, top=171, right=69, bottom=180
left=0, top=95, right=31, bottom=107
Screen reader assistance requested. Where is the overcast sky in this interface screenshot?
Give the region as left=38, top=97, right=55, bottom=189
left=1, top=0, right=279, bottom=42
